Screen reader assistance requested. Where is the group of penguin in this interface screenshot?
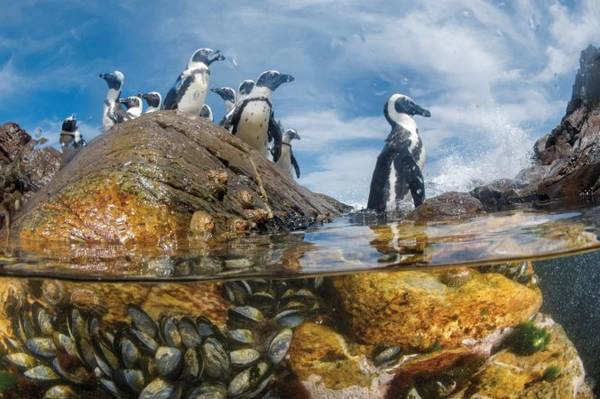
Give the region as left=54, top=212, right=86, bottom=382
left=59, top=47, right=432, bottom=211
left=60, top=48, right=301, bottom=179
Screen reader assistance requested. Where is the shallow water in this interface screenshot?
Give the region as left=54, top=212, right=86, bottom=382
left=0, top=205, right=600, bottom=398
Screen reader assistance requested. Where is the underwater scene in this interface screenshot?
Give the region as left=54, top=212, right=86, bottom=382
left=3, top=1, right=600, bottom=398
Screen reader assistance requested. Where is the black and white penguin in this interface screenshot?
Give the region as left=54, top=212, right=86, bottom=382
left=275, top=129, right=301, bottom=178
left=59, top=115, right=86, bottom=165
left=225, top=71, right=294, bottom=160
left=119, top=96, right=143, bottom=119
left=162, top=48, right=225, bottom=114
left=199, top=104, right=213, bottom=122
left=99, top=70, right=127, bottom=132
left=140, top=92, right=162, bottom=113
left=211, top=87, right=236, bottom=114
left=367, top=93, right=431, bottom=211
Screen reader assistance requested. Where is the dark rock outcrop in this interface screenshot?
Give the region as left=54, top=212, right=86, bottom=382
left=10, top=112, right=349, bottom=248
left=0, top=123, right=61, bottom=230
left=408, top=192, right=485, bottom=221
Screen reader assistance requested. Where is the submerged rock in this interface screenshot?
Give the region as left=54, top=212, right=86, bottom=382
left=332, top=269, right=542, bottom=350
left=10, top=112, right=349, bottom=248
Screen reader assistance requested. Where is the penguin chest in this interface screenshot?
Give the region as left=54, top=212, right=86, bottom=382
left=178, top=72, right=209, bottom=114
left=236, top=101, right=271, bottom=154
left=275, top=147, right=293, bottom=177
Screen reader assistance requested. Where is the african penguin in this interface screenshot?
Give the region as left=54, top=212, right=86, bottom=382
left=162, top=48, right=225, bottom=114
left=224, top=70, right=294, bottom=160
left=59, top=115, right=86, bottom=166
left=140, top=92, right=162, bottom=113
left=199, top=104, right=213, bottom=122
left=119, top=96, right=143, bottom=119
left=367, top=93, right=431, bottom=211
left=275, top=129, right=301, bottom=179
left=99, top=70, right=127, bottom=132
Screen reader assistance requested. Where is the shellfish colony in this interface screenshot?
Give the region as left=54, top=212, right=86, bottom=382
left=0, top=278, right=324, bottom=398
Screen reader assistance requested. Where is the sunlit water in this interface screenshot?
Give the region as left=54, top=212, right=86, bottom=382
left=1, top=204, right=600, bottom=398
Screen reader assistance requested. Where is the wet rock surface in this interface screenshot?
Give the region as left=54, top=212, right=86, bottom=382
left=9, top=112, right=349, bottom=248
left=332, top=268, right=542, bottom=350
left=408, top=192, right=485, bottom=221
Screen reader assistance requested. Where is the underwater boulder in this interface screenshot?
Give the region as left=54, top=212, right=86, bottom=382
left=463, top=314, right=592, bottom=398
left=9, top=112, right=349, bottom=248
left=332, top=269, right=542, bottom=351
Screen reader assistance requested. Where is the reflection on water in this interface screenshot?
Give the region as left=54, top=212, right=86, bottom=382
left=0, top=206, right=599, bottom=397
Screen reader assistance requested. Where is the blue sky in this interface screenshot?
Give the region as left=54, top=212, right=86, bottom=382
left=1, top=0, right=599, bottom=206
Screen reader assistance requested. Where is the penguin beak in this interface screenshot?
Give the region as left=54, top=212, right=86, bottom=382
left=413, top=103, right=431, bottom=117
left=281, top=74, right=295, bottom=84
left=209, top=50, right=226, bottom=64
left=291, top=132, right=301, bottom=140
left=99, top=73, right=107, bottom=80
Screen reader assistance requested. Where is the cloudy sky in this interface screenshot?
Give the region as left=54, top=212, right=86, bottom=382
left=1, top=0, right=599, bottom=207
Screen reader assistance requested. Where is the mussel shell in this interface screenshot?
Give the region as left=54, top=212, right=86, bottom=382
left=182, top=347, right=203, bottom=380
left=228, top=306, right=264, bottom=327
left=32, top=303, right=54, bottom=336
left=273, top=309, right=304, bottom=328
left=247, top=292, right=276, bottom=313
left=129, top=328, right=159, bottom=353
left=267, top=328, right=293, bottom=365
left=114, top=330, right=141, bottom=369
left=195, top=316, right=218, bottom=339
left=202, top=337, right=230, bottom=379
left=155, top=346, right=183, bottom=379
left=224, top=281, right=252, bottom=304
left=24, top=365, right=60, bottom=381
left=114, top=368, right=145, bottom=394
left=373, top=346, right=402, bottom=367
left=227, top=329, right=255, bottom=346
left=186, top=383, right=227, bottom=399
left=51, top=358, right=90, bottom=385
left=67, top=308, right=88, bottom=340
left=227, top=361, right=270, bottom=397
left=26, top=337, right=56, bottom=358
left=75, top=336, right=97, bottom=370
left=179, top=317, right=202, bottom=348
left=100, top=378, right=127, bottom=399
left=230, top=348, right=261, bottom=368
left=139, top=378, right=181, bottom=399
left=4, top=352, right=37, bottom=369
left=43, top=384, right=77, bottom=399
left=127, top=305, right=158, bottom=338
left=53, top=332, right=79, bottom=360
left=224, top=258, right=254, bottom=270
left=160, top=316, right=182, bottom=348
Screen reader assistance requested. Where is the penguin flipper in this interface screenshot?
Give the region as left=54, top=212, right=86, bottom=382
left=268, top=114, right=283, bottom=162
left=291, top=151, right=301, bottom=179
left=367, top=145, right=395, bottom=212
left=229, top=100, right=246, bottom=134
left=162, top=73, right=192, bottom=110
left=393, top=150, right=425, bottom=208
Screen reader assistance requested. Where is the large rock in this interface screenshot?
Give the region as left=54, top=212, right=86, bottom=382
left=332, top=269, right=542, bottom=350
left=10, top=112, right=349, bottom=249
left=408, top=192, right=485, bottom=221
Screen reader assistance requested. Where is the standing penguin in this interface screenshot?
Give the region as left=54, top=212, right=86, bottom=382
left=119, top=96, right=143, bottom=119
left=275, top=129, right=301, bottom=179
left=162, top=48, right=225, bottom=114
left=225, top=70, right=294, bottom=160
left=140, top=92, right=162, bottom=113
left=367, top=94, right=431, bottom=211
left=59, top=115, right=86, bottom=165
left=99, top=70, right=127, bottom=132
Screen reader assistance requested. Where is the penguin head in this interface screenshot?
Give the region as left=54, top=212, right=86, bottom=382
left=385, top=93, right=431, bottom=125
left=283, top=129, right=301, bottom=144
left=61, top=115, right=78, bottom=134
left=256, top=71, right=295, bottom=92
left=99, top=70, right=125, bottom=90
left=189, top=48, right=225, bottom=66
left=199, top=104, right=213, bottom=121
left=211, top=87, right=236, bottom=103
left=238, top=80, right=255, bottom=96
left=119, top=96, right=142, bottom=110
left=139, top=92, right=162, bottom=108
